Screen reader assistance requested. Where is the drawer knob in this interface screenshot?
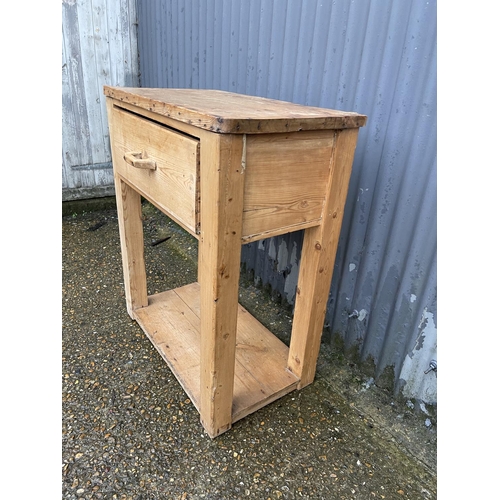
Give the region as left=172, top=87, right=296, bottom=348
left=124, top=151, right=157, bottom=170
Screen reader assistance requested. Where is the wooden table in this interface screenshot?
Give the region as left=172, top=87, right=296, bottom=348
left=104, top=86, right=367, bottom=437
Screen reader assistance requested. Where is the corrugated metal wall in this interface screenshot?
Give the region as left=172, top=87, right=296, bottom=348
left=136, top=0, right=437, bottom=404
left=62, top=0, right=139, bottom=201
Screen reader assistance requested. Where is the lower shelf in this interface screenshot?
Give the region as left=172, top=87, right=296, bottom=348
left=133, top=282, right=299, bottom=423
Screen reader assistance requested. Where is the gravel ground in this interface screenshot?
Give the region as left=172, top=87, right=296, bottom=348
left=62, top=199, right=437, bottom=500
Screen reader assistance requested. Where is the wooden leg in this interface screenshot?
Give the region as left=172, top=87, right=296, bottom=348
left=288, top=128, right=360, bottom=388
left=114, top=176, right=148, bottom=318
left=198, top=133, right=246, bottom=437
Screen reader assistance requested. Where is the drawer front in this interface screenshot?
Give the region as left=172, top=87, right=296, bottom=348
left=110, top=104, right=200, bottom=235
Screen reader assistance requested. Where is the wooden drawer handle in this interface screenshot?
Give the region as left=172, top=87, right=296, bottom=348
left=123, top=151, right=156, bottom=170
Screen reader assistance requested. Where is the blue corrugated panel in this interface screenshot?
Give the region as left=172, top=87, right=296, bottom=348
left=136, top=0, right=437, bottom=403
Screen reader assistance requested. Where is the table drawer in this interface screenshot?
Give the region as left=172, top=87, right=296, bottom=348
left=109, top=104, right=200, bottom=235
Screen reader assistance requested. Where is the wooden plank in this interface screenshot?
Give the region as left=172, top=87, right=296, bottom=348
left=110, top=104, right=200, bottom=234
left=79, top=0, right=110, bottom=166
left=113, top=177, right=148, bottom=318
left=103, top=86, right=368, bottom=134
left=62, top=2, right=139, bottom=193
left=175, top=284, right=299, bottom=422
left=135, top=289, right=202, bottom=409
left=242, top=131, right=334, bottom=238
left=62, top=1, right=93, bottom=179
left=133, top=283, right=299, bottom=424
left=197, top=132, right=246, bottom=437
left=240, top=219, right=321, bottom=244
left=61, top=35, right=72, bottom=190
left=230, top=307, right=299, bottom=422
left=108, top=100, right=205, bottom=140
left=107, top=99, right=148, bottom=317
left=288, top=128, right=360, bottom=388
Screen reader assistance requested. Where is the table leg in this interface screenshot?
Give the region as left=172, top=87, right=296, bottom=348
left=288, top=128, right=360, bottom=388
left=114, top=176, right=148, bottom=319
left=198, top=133, right=246, bottom=437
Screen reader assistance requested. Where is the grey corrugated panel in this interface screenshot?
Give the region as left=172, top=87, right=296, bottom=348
left=136, top=0, right=437, bottom=403
left=241, top=231, right=304, bottom=305
left=325, top=0, right=437, bottom=401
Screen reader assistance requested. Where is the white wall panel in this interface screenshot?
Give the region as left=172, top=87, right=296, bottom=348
left=62, top=0, right=139, bottom=200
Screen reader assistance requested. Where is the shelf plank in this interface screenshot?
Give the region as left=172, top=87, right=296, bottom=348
left=133, top=282, right=299, bottom=423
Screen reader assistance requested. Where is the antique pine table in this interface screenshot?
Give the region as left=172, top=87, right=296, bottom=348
left=104, top=86, right=367, bottom=437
